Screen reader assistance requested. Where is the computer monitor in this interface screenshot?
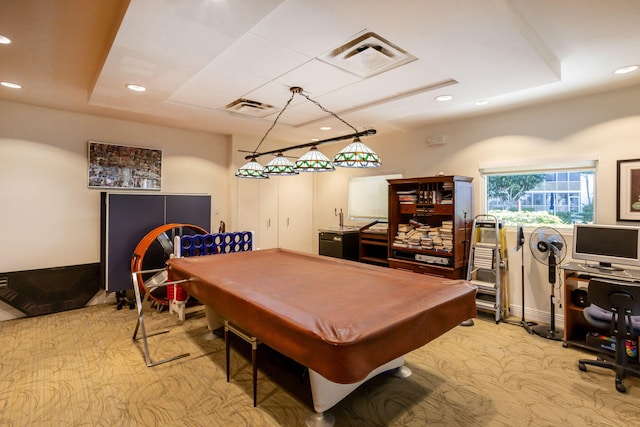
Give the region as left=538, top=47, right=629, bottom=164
left=572, top=223, right=640, bottom=270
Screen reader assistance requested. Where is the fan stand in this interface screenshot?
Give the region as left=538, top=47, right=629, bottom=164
left=505, top=230, right=537, bottom=334
left=531, top=251, right=563, bottom=341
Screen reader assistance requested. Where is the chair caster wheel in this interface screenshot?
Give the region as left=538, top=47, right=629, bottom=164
left=578, top=361, right=586, bottom=372
left=615, top=380, right=626, bottom=393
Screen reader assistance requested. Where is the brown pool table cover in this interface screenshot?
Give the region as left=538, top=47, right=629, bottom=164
left=167, top=248, right=476, bottom=384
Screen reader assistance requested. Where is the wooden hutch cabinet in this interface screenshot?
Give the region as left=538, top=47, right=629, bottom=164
left=387, top=176, right=473, bottom=278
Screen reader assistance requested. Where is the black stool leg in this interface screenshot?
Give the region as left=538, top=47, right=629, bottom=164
left=224, top=321, right=259, bottom=406
left=225, top=326, right=230, bottom=383
left=252, top=341, right=258, bottom=407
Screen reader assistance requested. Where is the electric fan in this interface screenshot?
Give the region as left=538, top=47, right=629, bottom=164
left=529, top=226, right=567, bottom=341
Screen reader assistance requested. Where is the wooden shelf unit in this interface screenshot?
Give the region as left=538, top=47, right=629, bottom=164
left=359, top=221, right=389, bottom=266
left=562, top=271, right=594, bottom=350
left=562, top=268, right=640, bottom=352
left=387, top=176, right=473, bottom=279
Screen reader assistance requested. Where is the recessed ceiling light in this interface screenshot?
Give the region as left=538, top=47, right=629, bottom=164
left=1, top=81, right=22, bottom=89
left=126, top=84, right=146, bottom=92
left=320, top=126, right=332, bottom=131
left=435, top=95, right=453, bottom=102
left=614, top=65, right=639, bottom=75
left=474, top=100, right=489, bottom=106
left=0, top=34, right=10, bottom=44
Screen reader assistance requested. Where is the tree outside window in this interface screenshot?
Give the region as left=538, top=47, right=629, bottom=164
left=485, top=171, right=594, bottom=227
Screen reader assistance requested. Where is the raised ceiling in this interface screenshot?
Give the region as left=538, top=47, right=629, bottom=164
left=1, top=0, right=639, bottom=143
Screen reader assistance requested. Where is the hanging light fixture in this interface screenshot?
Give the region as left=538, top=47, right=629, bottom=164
left=235, top=86, right=380, bottom=178
left=295, top=146, right=335, bottom=172
left=263, top=152, right=299, bottom=176
left=235, top=157, right=268, bottom=179
left=332, top=136, right=381, bottom=168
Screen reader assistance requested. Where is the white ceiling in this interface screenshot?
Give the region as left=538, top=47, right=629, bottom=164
left=1, top=0, right=640, bottom=145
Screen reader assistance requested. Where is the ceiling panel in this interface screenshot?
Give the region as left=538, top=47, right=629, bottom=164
left=1, top=0, right=639, bottom=143
left=169, top=63, right=268, bottom=110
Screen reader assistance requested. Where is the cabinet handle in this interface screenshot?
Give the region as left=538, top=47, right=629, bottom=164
left=267, top=218, right=271, bottom=228
left=287, top=217, right=290, bottom=227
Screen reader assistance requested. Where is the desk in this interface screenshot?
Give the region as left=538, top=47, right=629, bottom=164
left=167, top=248, right=476, bottom=422
left=561, top=262, right=640, bottom=350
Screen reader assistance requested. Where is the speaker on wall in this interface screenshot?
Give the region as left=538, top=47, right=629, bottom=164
left=426, top=135, right=448, bottom=146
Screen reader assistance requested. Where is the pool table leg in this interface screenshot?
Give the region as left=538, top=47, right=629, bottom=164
left=305, top=355, right=406, bottom=426
left=392, top=365, right=412, bottom=378
left=304, top=411, right=336, bottom=427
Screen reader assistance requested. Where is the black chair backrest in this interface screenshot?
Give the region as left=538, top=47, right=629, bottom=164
left=588, top=278, right=640, bottom=337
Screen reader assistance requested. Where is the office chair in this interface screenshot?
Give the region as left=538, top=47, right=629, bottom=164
left=578, top=278, right=640, bottom=393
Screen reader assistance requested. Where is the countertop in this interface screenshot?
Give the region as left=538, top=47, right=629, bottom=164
left=318, top=226, right=361, bottom=234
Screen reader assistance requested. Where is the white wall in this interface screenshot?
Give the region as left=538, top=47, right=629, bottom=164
left=0, top=100, right=230, bottom=318
left=3, top=82, right=640, bottom=325
left=311, top=83, right=640, bottom=324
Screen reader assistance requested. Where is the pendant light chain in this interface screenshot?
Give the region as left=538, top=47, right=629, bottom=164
left=298, top=91, right=359, bottom=134
left=251, top=89, right=297, bottom=155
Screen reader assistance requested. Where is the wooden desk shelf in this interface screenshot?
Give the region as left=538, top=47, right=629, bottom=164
left=563, top=272, right=594, bottom=350
left=359, top=221, right=389, bottom=267
left=562, top=268, right=640, bottom=352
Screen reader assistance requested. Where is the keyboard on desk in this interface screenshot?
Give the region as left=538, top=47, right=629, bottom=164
left=561, top=262, right=640, bottom=283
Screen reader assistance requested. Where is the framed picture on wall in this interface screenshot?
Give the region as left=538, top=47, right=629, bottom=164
left=88, top=141, right=162, bottom=190
left=617, top=158, right=640, bottom=221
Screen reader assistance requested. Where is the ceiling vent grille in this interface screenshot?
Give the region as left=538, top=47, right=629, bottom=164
left=224, top=98, right=278, bottom=117
left=318, top=31, right=417, bottom=78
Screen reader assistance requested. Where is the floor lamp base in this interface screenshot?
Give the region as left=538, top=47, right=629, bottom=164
left=532, top=324, right=563, bottom=341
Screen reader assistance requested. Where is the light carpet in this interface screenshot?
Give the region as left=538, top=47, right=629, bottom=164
left=0, top=303, right=638, bottom=426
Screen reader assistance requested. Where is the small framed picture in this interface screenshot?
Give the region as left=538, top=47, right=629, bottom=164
left=88, top=141, right=162, bottom=190
left=617, top=158, right=640, bottom=221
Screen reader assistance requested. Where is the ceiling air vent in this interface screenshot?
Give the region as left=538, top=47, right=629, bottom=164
left=224, top=98, right=278, bottom=117
left=318, top=31, right=417, bottom=78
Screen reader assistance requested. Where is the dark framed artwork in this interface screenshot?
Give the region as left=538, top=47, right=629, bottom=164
left=88, top=141, right=162, bottom=190
left=617, top=158, right=640, bottom=221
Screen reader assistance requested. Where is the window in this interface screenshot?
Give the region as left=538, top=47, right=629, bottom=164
left=482, top=162, right=596, bottom=227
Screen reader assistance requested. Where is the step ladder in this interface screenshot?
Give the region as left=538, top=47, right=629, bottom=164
left=467, top=214, right=508, bottom=323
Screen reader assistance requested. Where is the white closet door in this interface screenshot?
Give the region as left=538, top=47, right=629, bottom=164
left=278, top=173, right=314, bottom=253
left=258, top=177, right=279, bottom=250
left=236, top=178, right=260, bottom=234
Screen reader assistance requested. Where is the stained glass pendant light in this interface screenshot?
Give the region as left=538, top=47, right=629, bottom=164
left=295, top=146, right=335, bottom=172
left=263, top=153, right=299, bottom=176
left=332, top=137, right=381, bottom=168
left=235, top=157, right=268, bottom=179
